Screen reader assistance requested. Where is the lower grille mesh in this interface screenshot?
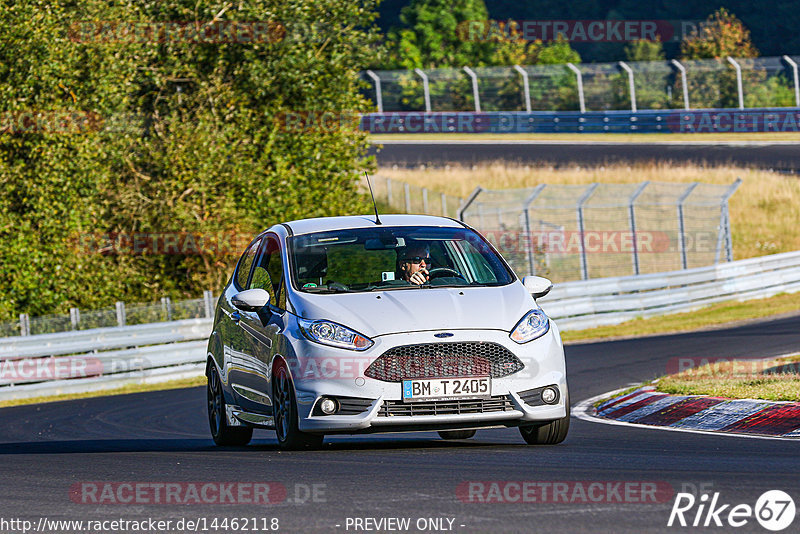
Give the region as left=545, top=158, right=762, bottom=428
left=379, top=395, right=515, bottom=417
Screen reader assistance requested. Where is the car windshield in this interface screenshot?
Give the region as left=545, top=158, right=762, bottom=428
left=288, top=226, right=515, bottom=293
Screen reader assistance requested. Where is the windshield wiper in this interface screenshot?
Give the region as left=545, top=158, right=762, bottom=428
left=302, top=287, right=354, bottom=294
left=369, top=285, right=424, bottom=292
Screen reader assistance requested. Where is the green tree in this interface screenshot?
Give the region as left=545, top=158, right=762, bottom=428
left=681, top=8, right=758, bottom=60
left=617, top=40, right=673, bottom=110
left=625, top=40, right=665, bottom=62
left=680, top=8, right=768, bottom=109
left=0, top=0, right=381, bottom=322
left=536, top=37, right=581, bottom=65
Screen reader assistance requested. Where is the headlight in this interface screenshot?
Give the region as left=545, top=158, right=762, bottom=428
left=510, top=309, right=550, bottom=343
left=298, top=318, right=373, bottom=351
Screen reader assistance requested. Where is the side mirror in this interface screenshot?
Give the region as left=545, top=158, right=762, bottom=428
left=231, top=288, right=271, bottom=311
left=522, top=276, right=553, bottom=299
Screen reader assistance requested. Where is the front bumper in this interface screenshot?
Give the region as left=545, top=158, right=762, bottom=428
left=286, top=326, right=568, bottom=434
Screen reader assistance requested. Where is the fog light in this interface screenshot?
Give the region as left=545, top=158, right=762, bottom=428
left=541, top=387, right=558, bottom=404
left=319, top=398, right=338, bottom=415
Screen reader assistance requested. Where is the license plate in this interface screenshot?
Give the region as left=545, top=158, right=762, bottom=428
left=402, top=377, right=491, bottom=402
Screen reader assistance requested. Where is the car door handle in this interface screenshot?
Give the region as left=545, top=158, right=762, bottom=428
left=231, top=311, right=241, bottom=324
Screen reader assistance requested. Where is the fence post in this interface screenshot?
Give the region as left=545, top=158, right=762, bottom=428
left=115, top=301, right=126, bottom=327
left=365, top=70, right=383, bottom=113
left=19, top=313, right=30, bottom=336
left=422, top=187, right=429, bottom=214
left=670, top=59, right=690, bottom=110
left=628, top=181, right=650, bottom=275
left=116, top=300, right=126, bottom=326
left=677, top=182, right=699, bottom=270
left=457, top=187, right=484, bottom=221
left=717, top=178, right=742, bottom=263
left=522, top=185, right=547, bottom=276
left=70, top=307, right=80, bottom=330
left=566, top=63, right=585, bottom=113
left=386, top=177, right=393, bottom=207
left=414, top=68, right=432, bottom=113
left=463, top=66, right=481, bottom=112
left=577, top=183, right=599, bottom=280
left=404, top=183, right=411, bottom=213
left=513, top=65, right=532, bottom=112
left=726, top=57, right=744, bottom=110
left=618, top=61, right=637, bottom=112
left=204, top=290, right=214, bottom=318
left=161, top=297, right=173, bottom=321
left=441, top=193, right=447, bottom=217
left=782, top=55, right=800, bottom=107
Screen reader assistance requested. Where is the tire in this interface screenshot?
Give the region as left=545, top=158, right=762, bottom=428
left=438, top=430, right=476, bottom=440
left=272, top=362, right=324, bottom=450
left=207, top=365, right=253, bottom=446
left=519, top=398, right=570, bottom=445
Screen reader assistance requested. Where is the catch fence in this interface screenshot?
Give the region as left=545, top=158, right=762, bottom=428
left=363, top=55, right=800, bottom=114
left=457, top=180, right=740, bottom=282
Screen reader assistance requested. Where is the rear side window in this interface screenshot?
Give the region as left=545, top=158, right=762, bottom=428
left=235, top=238, right=262, bottom=289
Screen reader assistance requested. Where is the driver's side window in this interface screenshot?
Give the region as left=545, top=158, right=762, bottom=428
left=249, top=236, right=286, bottom=310
left=235, top=238, right=262, bottom=290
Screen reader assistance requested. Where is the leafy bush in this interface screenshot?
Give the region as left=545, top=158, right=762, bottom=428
left=0, top=0, right=380, bottom=321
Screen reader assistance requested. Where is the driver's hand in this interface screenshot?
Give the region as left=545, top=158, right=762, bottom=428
left=409, top=268, right=429, bottom=285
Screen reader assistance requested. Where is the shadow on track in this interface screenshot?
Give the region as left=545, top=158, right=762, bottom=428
left=0, top=437, right=521, bottom=454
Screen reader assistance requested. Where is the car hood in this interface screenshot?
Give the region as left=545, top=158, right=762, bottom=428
left=290, top=283, right=536, bottom=338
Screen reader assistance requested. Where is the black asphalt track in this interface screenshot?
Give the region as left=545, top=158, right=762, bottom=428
left=372, top=141, right=800, bottom=171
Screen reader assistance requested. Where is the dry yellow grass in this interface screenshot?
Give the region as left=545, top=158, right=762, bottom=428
left=380, top=162, right=800, bottom=260
left=561, top=292, right=800, bottom=342
left=656, top=353, right=800, bottom=401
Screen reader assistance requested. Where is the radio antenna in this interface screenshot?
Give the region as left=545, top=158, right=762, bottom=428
left=364, top=171, right=382, bottom=225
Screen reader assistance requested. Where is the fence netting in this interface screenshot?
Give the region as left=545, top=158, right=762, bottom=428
left=460, top=181, right=740, bottom=282
left=363, top=56, right=800, bottom=112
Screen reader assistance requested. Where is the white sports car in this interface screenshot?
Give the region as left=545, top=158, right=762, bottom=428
left=206, top=214, right=568, bottom=449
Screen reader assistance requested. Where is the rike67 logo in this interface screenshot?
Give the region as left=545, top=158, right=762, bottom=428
left=668, top=490, right=796, bottom=531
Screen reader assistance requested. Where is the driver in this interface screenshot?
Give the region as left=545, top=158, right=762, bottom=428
left=396, top=244, right=431, bottom=285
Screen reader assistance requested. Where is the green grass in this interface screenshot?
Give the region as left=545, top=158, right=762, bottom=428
left=0, top=375, right=206, bottom=408
left=656, top=354, right=800, bottom=401
left=561, top=291, right=800, bottom=342
left=371, top=132, right=800, bottom=143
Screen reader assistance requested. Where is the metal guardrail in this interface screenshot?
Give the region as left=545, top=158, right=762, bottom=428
left=1, top=250, right=798, bottom=401
left=539, top=250, right=800, bottom=330
left=361, top=108, right=800, bottom=134
left=0, top=318, right=212, bottom=401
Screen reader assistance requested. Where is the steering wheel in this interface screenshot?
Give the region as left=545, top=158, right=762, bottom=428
left=427, top=267, right=465, bottom=280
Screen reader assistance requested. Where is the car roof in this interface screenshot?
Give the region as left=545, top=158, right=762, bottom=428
left=279, top=214, right=465, bottom=236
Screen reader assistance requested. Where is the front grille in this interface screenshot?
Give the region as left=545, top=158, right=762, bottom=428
left=379, top=395, right=515, bottom=417
left=364, top=342, right=524, bottom=382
